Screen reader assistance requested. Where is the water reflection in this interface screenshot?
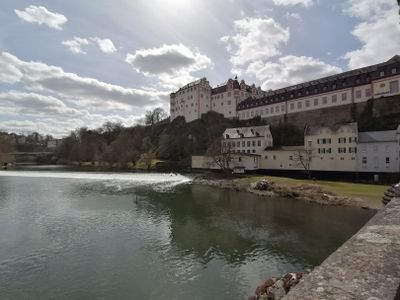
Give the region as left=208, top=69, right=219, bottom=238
left=0, top=170, right=374, bottom=300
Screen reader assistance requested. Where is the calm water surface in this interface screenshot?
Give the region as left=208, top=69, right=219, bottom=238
left=0, top=167, right=375, bottom=299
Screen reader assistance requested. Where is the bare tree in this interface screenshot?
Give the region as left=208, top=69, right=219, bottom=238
left=145, top=108, right=168, bottom=126
left=293, top=148, right=314, bottom=179
left=206, top=139, right=232, bottom=175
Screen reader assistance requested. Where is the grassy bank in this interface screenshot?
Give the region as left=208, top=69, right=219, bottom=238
left=244, top=175, right=388, bottom=204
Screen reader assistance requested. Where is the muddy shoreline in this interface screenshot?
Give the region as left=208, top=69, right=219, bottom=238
left=193, top=175, right=380, bottom=210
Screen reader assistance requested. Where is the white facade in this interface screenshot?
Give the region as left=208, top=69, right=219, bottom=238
left=237, top=56, right=400, bottom=121
left=357, top=127, right=400, bottom=173
left=170, top=78, right=264, bottom=122
left=305, top=123, right=358, bottom=172
left=170, top=78, right=212, bottom=123
left=222, top=125, right=273, bottom=155
left=192, top=154, right=260, bottom=171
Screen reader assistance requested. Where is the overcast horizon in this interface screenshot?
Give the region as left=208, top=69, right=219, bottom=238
left=0, top=0, right=399, bottom=137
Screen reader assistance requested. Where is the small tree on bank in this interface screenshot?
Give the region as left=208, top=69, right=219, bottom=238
left=293, top=148, right=314, bottom=179
left=206, top=139, right=232, bottom=175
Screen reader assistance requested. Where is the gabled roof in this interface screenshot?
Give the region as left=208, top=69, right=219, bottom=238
left=223, top=125, right=270, bottom=139
left=305, top=122, right=358, bottom=136
left=358, top=131, right=398, bottom=143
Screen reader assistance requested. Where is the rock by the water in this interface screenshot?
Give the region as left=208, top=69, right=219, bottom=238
left=382, top=183, right=400, bottom=205
left=251, top=180, right=273, bottom=191
left=249, top=272, right=306, bottom=300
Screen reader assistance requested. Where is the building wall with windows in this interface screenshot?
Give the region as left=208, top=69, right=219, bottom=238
left=170, top=78, right=212, bottom=123
left=222, top=125, right=273, bottom=155
left=357, top=127, right=400, bottom=173
left=261, top=147, right=305, bottom=170
left=305, top=123, right=358, bottom=172
left=191, top=154, right=260, bottom=171
left=237, top=56, right=400, bottom=121
left=171, top=78, right=263, bottom=122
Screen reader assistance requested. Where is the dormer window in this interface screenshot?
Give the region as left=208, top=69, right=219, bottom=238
left=392, top=68, right=397, bottom=74
left=225, top=134, right=230, bottom=139
left=380, top=70, right=385, bottom=77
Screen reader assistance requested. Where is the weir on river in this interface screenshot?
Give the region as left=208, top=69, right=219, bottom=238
left=0, top=167, right=375, bottom=299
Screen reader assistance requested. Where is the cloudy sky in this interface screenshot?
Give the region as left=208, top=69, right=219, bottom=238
left=0, top=0, right=399, bottom=136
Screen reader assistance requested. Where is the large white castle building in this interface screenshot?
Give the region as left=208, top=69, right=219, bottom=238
left=170, top=77, right=264, bottom=122
left=170, top=56, right=400, bottom=123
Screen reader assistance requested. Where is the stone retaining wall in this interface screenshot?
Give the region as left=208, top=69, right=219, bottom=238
left=282, top=198, right=400, bottom=300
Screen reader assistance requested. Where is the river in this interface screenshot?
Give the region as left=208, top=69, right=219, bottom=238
left=0, top=167, right=375, bottom=299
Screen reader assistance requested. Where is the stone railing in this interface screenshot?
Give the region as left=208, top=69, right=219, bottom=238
left=282, top=198, right=400, bottom=300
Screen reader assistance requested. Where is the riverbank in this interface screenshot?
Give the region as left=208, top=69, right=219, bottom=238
left=194, top=174, right=387, bottom=210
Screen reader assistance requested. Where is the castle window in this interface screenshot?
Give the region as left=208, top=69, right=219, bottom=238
left=305, top=100, right=310, bottom=107
left=314, top=98, right=318, bottom=106
left=342, top=93, right=347, bottom=101
left=355, top=90, right=362, bottom=98
left=322, top=97, right=327, bottom=104
left=390, top=81, right=399, bottom=93
left=290, top=103, right=294, bottom=110
left=380, top=70, right=385, bottom=77
left=332, top=95, right=337, bottom=103
left=392, top=68, right=397, bottom=74
left=366, top=89, right=372, bottom=97
left=297, top=101, right=302, bottom=109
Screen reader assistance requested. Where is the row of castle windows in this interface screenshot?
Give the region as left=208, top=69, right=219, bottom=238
left=223, top=140, right=263, bottom=148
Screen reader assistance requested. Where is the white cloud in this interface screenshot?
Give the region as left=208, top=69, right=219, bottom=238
left=343, top=0, right=394, bottom=19
left=0, top=54, right=23, bottom=84
left=62, top=37, right=90, bottom=54
left=221, top=17, right=289, bottom=67
left=285, top=12, right=302, bottom=20
left=14, top=5, right=67, bottom=30
left=0, top=52, right=168, bottom=111
left=0, top=91, right=84, bottom=118
left=247, top=56, right=342, bottom=90
left=343, top=0, right=400, bottom=69
left=222, top=16, right=340, bottom=91
left=126, top=44, right=213, bottom=89
left=272, top=0, right=314, bottom=7
left=62, top=36, right=117, bottom=55
left=91, top=37, right=117, bottom=54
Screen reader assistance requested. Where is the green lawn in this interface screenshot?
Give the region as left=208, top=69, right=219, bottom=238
left=245, top=175, right=389, bottom=203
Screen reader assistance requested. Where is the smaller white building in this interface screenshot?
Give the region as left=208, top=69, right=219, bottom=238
left=357, top=126, right=400, bottom=173
left=222, top=125, right=273, bottom=155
